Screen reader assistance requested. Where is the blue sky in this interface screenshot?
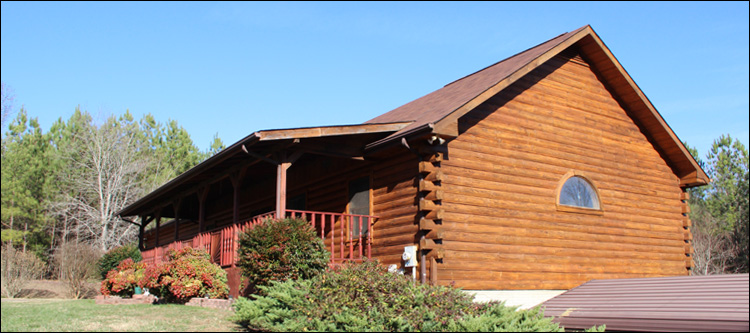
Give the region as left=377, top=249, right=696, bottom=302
left=1, top=1, right=748, bottom=159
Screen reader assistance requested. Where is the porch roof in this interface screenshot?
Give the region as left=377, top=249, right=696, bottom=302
left=116, top=122, right=411, bottom=220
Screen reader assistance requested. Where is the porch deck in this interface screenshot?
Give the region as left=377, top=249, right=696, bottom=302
left=140, top=209, right=377, bottom=267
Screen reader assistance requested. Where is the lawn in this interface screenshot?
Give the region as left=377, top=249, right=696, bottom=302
left=0, top=298, right=241, bottom=332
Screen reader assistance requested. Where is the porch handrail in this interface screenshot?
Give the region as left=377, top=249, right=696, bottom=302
left=284, top=209, right=377, bottom=264
left=140, top=209, right=377, bottom=266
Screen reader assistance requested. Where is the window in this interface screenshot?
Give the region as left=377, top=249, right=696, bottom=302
left=348, top=176, right=371, bottom=237
left=557, top=173, right=601, bottom=212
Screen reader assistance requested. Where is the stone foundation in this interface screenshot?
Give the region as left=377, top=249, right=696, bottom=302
left=95, top=294, right=157, bottom=305
left=95, top=294, right=234, bottom=310
left=185, top=297, right=235, bottom=310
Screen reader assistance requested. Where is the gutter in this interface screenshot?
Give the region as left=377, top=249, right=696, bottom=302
left=364, top=123, right=434, bottom=154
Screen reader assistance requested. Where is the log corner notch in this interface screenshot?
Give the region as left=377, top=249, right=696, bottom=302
left=681, top=190, right=694, bottom=271
left=417, top=142, right=447, bottom=285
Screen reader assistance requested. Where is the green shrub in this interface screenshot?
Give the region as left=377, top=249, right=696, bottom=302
left=236, top=218, right=330, bottom=293
left=444, top=303, right=563, bottom=332
left=98, top=243, right=142, bottom=279
left=232, top=259, right=566, bottom=332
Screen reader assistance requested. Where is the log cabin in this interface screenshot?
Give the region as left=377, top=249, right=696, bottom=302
left=116, top=25, right=709, bottom=301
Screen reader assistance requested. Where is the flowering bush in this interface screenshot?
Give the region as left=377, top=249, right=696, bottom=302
left=100, top=247, right=228, bottom=302
left=100, top=258, right=146, bottom=296
left=140, top=260, right=167, bottom=290
left=158, top=247, right=229, bottom=303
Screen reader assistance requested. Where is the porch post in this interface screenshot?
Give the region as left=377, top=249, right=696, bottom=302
left=230, top=170, right=246, bottom=224
left=155, top=210, right=162, bottom=247
left=274, top=151, right=303, bottom=219
left=138, top=215, right=145, bottom=250
left=276, top=161, right=291, bottom=219
left=173, top=199, right=182, bottom=242
left=198, top=186, right=208, bottom=233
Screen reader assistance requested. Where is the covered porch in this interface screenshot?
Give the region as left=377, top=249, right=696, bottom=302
left=117, top=122, right=410, bottom=296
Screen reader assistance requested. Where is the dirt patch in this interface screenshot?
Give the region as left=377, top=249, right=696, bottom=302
left=10, top=280, right=100, bottom=299
left=0, top=298, right=69, bottom=304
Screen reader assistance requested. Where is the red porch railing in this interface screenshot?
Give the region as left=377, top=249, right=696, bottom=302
left=140, top=210, right=376, bottom=267
left=285, top=209, right=375, bottom=264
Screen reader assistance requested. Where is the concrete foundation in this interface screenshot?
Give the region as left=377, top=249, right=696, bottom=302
left=466, top=290, right=567, bottom=309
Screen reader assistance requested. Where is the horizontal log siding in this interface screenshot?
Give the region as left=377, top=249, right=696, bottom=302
left=371, top=151, right=419, bottom=267
left=440, top=54, right=685, bottom=290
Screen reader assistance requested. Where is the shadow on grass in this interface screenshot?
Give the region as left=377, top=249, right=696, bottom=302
left=16, top=288, right=59, bottom=298
left=17, top=284, right=99, bottom=299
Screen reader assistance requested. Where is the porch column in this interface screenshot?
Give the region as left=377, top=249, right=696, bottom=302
left=173, top=198, right=182, bottom=242
left=230, top=170, right=246, bottom=224
left=138, top=215, right=146, bottom=250
left=155, top=210, right=162, bottom=247
left=275, top=151, right=303, bottom=219
left=198, top=186, right=208, bottom=233
left=276, top=161, right=291, bottom=219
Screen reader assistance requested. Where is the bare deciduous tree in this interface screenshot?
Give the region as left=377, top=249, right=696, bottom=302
left=1, top=243, right=46, bottom=298
left=692, top=228, right=733, bottom=275
left=1, top=81, right=15, bottom=130
left=54, top=242, right=100, bottom=299
left=55, top=117, right=146, bottom=252
left=690, top=202, right=737, bottom=275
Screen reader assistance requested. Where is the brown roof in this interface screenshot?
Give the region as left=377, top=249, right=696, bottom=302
left=541, top=274, right=750, bottom=332
left=365, top=26, right=588, bottom=145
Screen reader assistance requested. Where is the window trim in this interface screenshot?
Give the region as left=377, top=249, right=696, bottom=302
left=555, top=171, right=603, bottom=215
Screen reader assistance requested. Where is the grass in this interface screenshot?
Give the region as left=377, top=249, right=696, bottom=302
left=0, top=298, right=241, bottom=332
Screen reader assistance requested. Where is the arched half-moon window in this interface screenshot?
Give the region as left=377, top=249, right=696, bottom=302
left=557, top=173, right=601, bottom=211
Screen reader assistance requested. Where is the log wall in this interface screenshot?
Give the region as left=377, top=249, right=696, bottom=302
left=370, top=149, right=420, bottom=267
left=439, top=52, right=689, bottom=290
